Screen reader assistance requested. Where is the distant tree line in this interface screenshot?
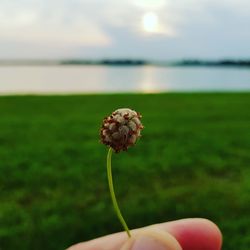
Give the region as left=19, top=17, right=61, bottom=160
left=1, top=59, right=250, bottom=67
left=60, top=59, right=148, bottom=66
left=174, top=59, right=250, bottom=67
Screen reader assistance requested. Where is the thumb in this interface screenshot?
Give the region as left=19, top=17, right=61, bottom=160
left=120, top=229, right=182, bottom=250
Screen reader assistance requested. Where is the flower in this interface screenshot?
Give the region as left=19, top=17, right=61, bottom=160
left=100, top=108, right=143, bottom=152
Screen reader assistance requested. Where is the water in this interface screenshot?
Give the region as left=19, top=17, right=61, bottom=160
left=0, top=65, right=249, bottom=94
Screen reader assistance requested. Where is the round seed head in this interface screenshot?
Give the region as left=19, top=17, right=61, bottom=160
left=100, top=108, right=143, bottom=152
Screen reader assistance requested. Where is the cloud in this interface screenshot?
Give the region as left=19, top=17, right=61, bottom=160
left=0, top=0, right=112, bottom=47
left=0, top=0, right=249, bottom=59
left=132, top=0, right=167, bottom=10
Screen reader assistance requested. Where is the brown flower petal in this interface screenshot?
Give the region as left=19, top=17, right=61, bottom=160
left=100, top=108, right=143, bottom=152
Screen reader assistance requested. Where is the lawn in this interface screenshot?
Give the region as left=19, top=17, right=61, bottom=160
left=0, top=93, right=249, bottom=250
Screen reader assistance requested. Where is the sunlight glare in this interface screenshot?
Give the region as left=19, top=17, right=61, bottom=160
left=142, top=12, right=159, bottom=33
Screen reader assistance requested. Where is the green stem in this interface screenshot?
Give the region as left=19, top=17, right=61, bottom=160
left=107, top=147, right=131, bottom=238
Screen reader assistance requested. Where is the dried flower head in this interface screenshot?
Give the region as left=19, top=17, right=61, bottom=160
left=100, top=108, right=143, bottom=152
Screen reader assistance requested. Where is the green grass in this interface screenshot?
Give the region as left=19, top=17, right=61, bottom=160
left=0, top=93, right=250, bottom=250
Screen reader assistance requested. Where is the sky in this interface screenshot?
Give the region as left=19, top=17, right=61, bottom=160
left=0, top=0, right=250, bottom=60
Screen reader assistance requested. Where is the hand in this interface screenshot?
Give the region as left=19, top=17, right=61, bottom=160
left=67, top=218, right=222, bottom=250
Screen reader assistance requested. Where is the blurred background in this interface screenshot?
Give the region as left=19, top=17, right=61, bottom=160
left=0, top=1, right=250, bottom=249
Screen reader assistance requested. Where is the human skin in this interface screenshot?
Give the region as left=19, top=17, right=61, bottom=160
left=67, top=218, right=222, bottom=250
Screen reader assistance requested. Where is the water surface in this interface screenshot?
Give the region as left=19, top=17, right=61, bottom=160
left=0, top=65, right=249, bottom=94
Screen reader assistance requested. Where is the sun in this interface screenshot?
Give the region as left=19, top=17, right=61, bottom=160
left=142, top=12, right=159, bottom=33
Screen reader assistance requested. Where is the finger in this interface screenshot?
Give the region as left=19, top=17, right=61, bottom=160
left=67, top=218, right=222, bottom=250
left=156, top=218, right=222, bottom=250
left=120, top=229, right=182, bottom=250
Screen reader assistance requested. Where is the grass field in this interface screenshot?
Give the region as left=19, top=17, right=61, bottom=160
left=0, top=93, right=249, bottom=250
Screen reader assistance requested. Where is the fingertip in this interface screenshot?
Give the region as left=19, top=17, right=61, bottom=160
left=166, top=218, right=222, bottom=250
left=200, top=219, right=223, bottom=249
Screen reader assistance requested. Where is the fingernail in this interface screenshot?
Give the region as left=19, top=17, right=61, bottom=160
left=131, top=235, right=168, bottom=250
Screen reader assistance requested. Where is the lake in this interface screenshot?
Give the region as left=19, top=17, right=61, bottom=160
left=0, top=65, right=250, bottom=94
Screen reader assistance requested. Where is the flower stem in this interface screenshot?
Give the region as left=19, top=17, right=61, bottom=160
left=107, top=147, right=131, bottom=238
